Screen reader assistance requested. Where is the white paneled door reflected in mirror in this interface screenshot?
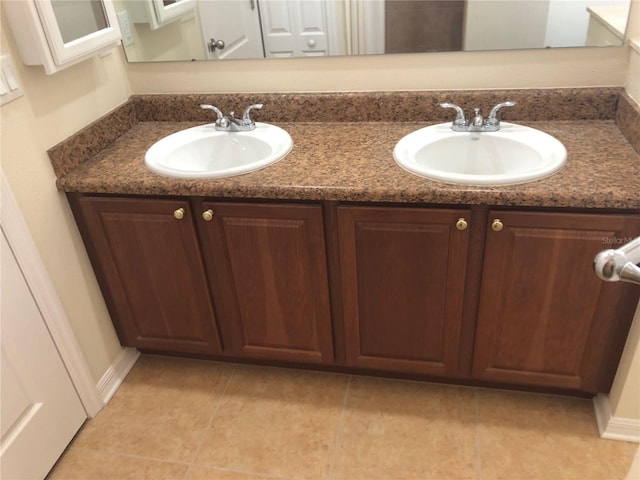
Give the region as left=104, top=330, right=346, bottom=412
left=112, top=0, right=633, bottom=63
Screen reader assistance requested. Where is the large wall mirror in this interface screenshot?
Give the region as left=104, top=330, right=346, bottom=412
left=113, top=0, right=632, bottom=63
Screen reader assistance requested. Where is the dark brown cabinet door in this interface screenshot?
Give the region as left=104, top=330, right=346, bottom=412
left=338, top=206, right=471, bottom=376
left=196, top=201, right=334, bottom=365
left=70, top=196, right=222, bottom=355
left=472, top=211, right=640, bottom=392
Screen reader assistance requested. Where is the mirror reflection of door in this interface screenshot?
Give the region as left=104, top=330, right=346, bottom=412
left=260, top=0, right=331, bottom=57
left=198, top=0, right=345, bottom=59
left=199, top=0, right=264, bottom=59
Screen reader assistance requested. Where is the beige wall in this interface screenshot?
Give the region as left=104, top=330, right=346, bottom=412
left=1, top=0, right=639, bottom=420
left=113, top=0, right=205, bottom=62
left=624, top=0, right=640, bottom=101
left=0, top=17, right=130, bottom=382
left=610, top=304, right=640, bottom=419
left=607, top=0, right=640, bottom=421
left=464, top=0, right=549, bottom=51
left=126, top=46, right=629, bottom=94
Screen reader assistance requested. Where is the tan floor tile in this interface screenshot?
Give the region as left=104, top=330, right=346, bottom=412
left=477, top=390, right=638, bottom=480
left=194, top=366, right=348, bottom=480
left=331, top=377, right=478, bottom=480
left=72, top=356, right=235, bottom=463
left=186, top=465, right=275, bottom=479
left=625, top=447, right=640, bottom=480
left=47, top=447, right=188, bottom=480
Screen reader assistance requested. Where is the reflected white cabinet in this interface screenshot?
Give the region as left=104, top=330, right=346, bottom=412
left=3, top=0, right=121, bottom=75
left=127, top=0, right=196, bottom=30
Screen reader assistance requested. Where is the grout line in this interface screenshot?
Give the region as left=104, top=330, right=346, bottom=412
left=184, top=364, right=239, bottom=479
left=474, top=389, right=484, bottom=480
left=69, top=445, right=193, bottom=468
left=326, top=375, right=353, bottom=480
left=69, top=445, right=292, bottom=480
left=189, top=462, right=293, bottom=479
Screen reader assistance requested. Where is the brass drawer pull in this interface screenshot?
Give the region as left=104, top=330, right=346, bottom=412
left=173, top=208, right=185, bottom=220
left=202, top=209, right=214, bottom=221
left=456, top=218, right=468, bottom=231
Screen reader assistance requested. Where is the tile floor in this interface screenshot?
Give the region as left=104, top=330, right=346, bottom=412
left=48, top=355, right=639, bottom=480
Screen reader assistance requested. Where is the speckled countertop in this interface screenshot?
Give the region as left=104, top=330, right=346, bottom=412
left=51, top=89, right=640, bottom=210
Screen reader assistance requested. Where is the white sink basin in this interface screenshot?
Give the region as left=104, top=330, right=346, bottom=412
left=145, top=122, right=292, bottom=179
left=393, top=122, right=567, bottom=185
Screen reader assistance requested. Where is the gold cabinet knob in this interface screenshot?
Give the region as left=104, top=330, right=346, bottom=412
left=202, top=209, right=214, bottom=221
left=491, top=218, right=504, bottom=232
left=173, top=208, right=185, bottom=220
left=455, top=218, right=468, bottom=231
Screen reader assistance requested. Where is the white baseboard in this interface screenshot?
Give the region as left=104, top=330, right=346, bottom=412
left=96, top=347, right=140, bottom=408
left=594, top=394, right=640, bottom=443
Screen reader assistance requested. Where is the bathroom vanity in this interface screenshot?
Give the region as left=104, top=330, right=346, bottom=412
left=51, top=88, right=640, bottom=396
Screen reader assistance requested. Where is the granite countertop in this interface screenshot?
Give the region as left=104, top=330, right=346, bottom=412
left=51, top=89, right=640, bottom=210
left=56, top=119, right=640, bottom=209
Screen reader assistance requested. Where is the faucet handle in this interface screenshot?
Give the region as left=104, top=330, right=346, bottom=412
left=487, top=101, right=516, bottom=125
left=440, top=103, right=467, bottom=126
left=200, top=104, right=229, bottom=128
left=200, top=104, right=224, bottom=120
left=242, top=103, right=263, bottom=124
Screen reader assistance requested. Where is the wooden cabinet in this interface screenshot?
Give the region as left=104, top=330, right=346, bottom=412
left=195, top=201, right=334, bottom=365
left=69, top=194, right=639, bottom=394
left=337, top=205, right=471, bottom=376
left=69, top=196, right=222, bottom=355
left=70, top=195, right=334, bottom=364
left=337, top=206, right=639, bottom=392
left=472, top=210, right=640, bottom=392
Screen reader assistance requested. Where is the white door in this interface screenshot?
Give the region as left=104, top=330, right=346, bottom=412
left=1, top=231, right=86, bottom=480
left=260, top=0, right=330, bottom=57
left=198, top=0, right=264, bottom=60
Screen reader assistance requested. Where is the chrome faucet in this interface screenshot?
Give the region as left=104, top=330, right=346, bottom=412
left=440, top=101, right=516, bottom=132
left=200, top=103, right=263, bottom=131
left=472, top=108, right=484, bottom=127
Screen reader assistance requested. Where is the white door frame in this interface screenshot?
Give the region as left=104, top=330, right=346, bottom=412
left=1, top=172, right=104, bottom=417
left=347, top=0, right=384, bottom=55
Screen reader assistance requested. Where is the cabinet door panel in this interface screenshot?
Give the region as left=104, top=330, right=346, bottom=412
left=338, top=206, right=470, bottom=376
left=200, top=202, right=334, bottom=364
left=473, top=211, right=640, bottom=391
left=73, top=197, right=221, bottom=355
